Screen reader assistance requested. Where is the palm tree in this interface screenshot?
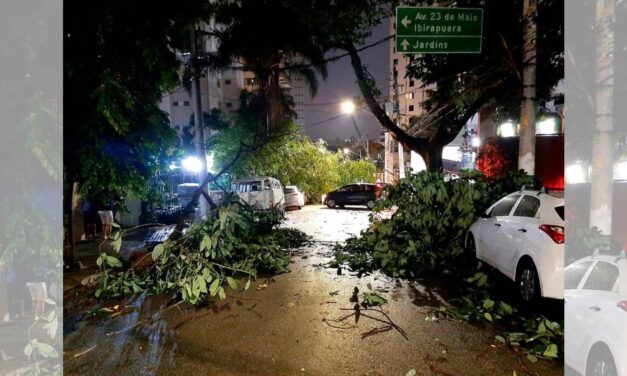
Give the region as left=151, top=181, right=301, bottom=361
left=208, top=0, right=328, bottom=130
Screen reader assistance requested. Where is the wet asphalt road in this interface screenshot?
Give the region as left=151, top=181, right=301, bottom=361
left=63, top=205, right=563, bottom=375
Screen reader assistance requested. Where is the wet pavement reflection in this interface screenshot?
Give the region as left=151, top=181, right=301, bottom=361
left=63, top=206, right=563, bottom=375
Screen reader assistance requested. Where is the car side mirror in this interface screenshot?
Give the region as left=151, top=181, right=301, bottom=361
left=480, top=211, right=491, bottom=218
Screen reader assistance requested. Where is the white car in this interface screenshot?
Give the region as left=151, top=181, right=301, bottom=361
left=466, top=190, right=564, bottom=302
left=283, top=186, right=305, bottom=209
left=565, top=254, right=626, bottom=376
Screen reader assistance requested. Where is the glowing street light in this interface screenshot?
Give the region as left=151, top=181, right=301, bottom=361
left=181, top=156, right=202, bottom=173
left=471, top=136, right=480, bottom=148
left=343, top=147, right=350, bottom=155
left=340, top=100, right=356, bottom=115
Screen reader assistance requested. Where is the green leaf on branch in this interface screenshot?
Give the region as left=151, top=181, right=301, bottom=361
left=152, top=244, right=165, bottom=261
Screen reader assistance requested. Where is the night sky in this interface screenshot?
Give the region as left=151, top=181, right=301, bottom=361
left=303, top=20, right=390, bottom=143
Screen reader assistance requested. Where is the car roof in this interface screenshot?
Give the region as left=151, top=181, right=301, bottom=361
left=570, top=254, right=625, bottom=266
left=233, top=176, right=279, bottom=182
left=507, top=190, right=564, bottom=202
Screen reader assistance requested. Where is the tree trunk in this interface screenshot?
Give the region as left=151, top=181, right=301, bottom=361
left=190, top=27, right=210, bottom=220
left=589, top=0, right=615, bottom=235
left=518, top=0, right=537, bottom=175
left=343, top=40, right=429, bottom=156
left=426, top=145, right=444, bottom=172
left=266, top=69, right=283, bottom=130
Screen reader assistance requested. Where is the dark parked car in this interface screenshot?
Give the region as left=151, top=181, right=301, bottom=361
left=323, top=183, right=384, bottom=210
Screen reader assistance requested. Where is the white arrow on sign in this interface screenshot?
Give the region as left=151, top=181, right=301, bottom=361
left=400, top=39, right=410, bottom=51
left=401, top=16, right=411, bottom=28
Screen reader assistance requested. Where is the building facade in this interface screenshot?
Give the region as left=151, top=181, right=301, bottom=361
left=384, top=16, right=431, bottom=183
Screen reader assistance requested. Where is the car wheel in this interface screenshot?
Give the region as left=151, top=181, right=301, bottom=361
left=516, top=259, right=540, bottom=304
left=327, top=200, right=336, bottom=208
left=587, top=347, right=618, bottom=376
left=366, top=200, right=376, bottom=210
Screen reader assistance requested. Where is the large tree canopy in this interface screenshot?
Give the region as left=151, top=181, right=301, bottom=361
left=64, top=0, right=210, bottom=206
left=404, top=0, right=564, bottom=168
left=298, top=0, right=563, bottom=170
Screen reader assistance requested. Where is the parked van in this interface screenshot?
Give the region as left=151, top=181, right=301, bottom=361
left=232, top=176, right=285, bottom=214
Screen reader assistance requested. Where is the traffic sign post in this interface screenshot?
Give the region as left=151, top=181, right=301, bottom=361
left=395, top=7, right=483, bottom=54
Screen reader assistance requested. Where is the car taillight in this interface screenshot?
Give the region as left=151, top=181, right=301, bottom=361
left=539, top=224, right=564, bottom=244
left=618, top=301, right=627, bottom=312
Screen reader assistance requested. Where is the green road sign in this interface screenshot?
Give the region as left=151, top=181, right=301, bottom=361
left=395, top=7, right=483, bottom=54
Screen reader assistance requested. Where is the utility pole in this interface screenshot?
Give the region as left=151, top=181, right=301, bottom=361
left=392, top=67, right=405, bottom=180
left=518, top=0, right=537, bottom=175
left=589, top=0, right=615, bottom=235
left=190, top=27, right=210, bottom=220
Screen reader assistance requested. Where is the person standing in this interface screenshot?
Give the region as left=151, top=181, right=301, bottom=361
left=97, top=200, right=114, bottom=239
left=82, top=198, right=97, bottom=239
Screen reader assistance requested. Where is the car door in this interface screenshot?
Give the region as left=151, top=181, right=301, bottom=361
left=334, top=185, right=350, bottom=205
left=572, top=261, right=620, bottom=371
left=498, top=194, right=541, bottom=276
left=346, top=185, right=361, bottom=204
left=564, top=260, right=595, bottom=371
left=479, top=194, right=521, bottom=267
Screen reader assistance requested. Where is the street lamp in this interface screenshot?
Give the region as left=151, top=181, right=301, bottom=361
left=340, top=100, right=356, bottom=114
left=340, top=99, right=369, bottom=158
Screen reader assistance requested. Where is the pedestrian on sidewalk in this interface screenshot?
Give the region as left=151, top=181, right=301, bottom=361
left=82, top=198, right=97, bottom=239
left=97, top=200, right=114, bottom=239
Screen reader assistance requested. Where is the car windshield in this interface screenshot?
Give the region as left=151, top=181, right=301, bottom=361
left=284, top=188, right=295, bottom=194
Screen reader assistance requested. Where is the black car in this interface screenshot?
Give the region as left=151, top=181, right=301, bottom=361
left=323, top=183, right=384, bottom=209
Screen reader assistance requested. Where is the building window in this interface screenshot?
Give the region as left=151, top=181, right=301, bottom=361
left=183, top=101, right=190, bottom=106
left=393, top=59, right=398, bottom=65
left=225, top=79, right=232, bottom=85
left=226, top=102, right=233, bottom=108
left=393, top=47, right=396, bottom=53
left=173, top=101, right=179, bottom=107
left=409, top=80, right=415, bottom=87
left=409, top=105, right=415, bottom=112
left=408, top=92, right=415, bottom=99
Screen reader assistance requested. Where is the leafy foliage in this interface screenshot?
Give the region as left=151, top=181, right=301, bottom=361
left=332, top=170, right=560, bottom=358
left=210, top=113, right=376, bottom=203
left=95, top=202, right=310, bottom=305
left=405, top=0, right=564, bottom=143
left=334, top=170, right=531, bottom=278
left=209, top=0, right=329, bottom=129
left=64, top=1, right=210, bottom=207
left=440, top=272, right=563, bottom=360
